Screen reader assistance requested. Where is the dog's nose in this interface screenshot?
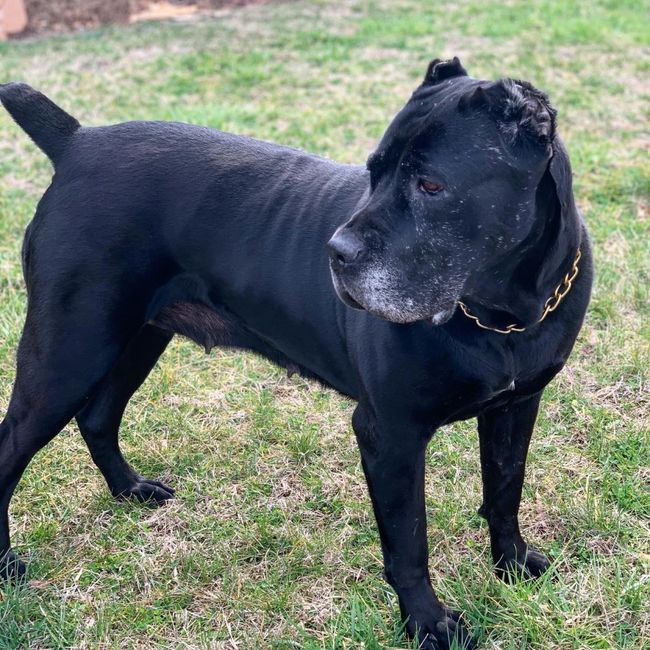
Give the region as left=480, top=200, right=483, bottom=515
left=327, top=233, right=365, bottom=268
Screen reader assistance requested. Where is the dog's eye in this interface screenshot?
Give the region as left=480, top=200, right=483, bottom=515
left=418, top=179, right=444, bottom=195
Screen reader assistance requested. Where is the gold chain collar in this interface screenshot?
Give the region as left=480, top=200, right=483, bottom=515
left=457, top=248, right=582, bottom=335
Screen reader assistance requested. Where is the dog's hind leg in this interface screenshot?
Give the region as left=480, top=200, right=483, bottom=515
left=75, top=324, right=174, bottom=505
left=477, top=391, right=551, bottom=581
left=0, top=296, right=136, bottom=581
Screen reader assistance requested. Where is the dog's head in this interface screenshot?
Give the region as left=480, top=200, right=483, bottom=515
left=328, top=57, right=573, bottom=325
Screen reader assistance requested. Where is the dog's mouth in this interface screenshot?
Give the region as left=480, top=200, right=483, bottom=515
left=330, top=267, right=365, bottom=310
left=339, top=286, right=365, bottom=310
left=330, top=266, right=458, bottom=325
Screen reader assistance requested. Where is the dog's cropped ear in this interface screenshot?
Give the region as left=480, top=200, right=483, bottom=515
left=527, top=133, right=582, bottom=308
left=499, top=132, right=581, bottom=326
left=459, top=79, right=556, bottom=147
left=423, top=56, right=468, bottom=85
left=545, top=134, right=578, bottom=229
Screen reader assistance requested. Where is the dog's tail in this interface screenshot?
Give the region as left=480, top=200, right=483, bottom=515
left=0, top=82, right=80, bottom=165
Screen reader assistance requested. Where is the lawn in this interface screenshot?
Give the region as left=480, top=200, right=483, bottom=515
left=0, top=0, right=648, bottom=648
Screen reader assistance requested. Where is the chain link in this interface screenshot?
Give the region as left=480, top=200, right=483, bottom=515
left=457, top=248, right=582, bottom=335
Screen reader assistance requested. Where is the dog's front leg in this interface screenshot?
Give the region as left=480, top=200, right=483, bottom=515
left=477, top=391, right=551, bottom=581
left=352, top=404, right=473, bottom=650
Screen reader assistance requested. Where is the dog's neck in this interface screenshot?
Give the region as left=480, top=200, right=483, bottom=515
left=461, top=173, right=582, bottom=331
left=460, top=244, right=581, bottom=332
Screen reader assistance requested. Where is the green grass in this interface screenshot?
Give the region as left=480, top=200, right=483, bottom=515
left=0, top=0, right=648, bottom=647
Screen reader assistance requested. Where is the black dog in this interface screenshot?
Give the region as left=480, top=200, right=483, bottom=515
left=0, top=57, right=591, bottom=649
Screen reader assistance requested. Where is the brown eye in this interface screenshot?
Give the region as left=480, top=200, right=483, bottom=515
left=418, top=179, right=444, bottom=195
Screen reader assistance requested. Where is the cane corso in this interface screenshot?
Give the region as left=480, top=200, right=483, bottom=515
left=0, top=57, right=591, bottom=648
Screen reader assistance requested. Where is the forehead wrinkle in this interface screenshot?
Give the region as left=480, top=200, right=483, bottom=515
left=416, top=111, right=528, bottom=180
left=370, top=104, right=431, bottom=172
left=369, top=75, right=484, bottom=174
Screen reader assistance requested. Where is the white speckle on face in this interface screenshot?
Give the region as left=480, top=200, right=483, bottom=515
left=341, top=258, right=466, bottom=324
left=431, top=308, right=454, bottom=325
left=355, top=263, right=413, bottom=322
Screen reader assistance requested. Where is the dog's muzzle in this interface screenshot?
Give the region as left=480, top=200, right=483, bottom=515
left=327, top=231, right=366, bottom=271
left=329, top=265, right=365, bottom=310
left=327, top=231, right=367, bottom=310
left=327, top=230, right=460, bottom=324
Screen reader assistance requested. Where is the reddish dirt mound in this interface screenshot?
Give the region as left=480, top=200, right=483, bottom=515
left=19, top=0, right=271, bottom=37
left=23, top=0, right=131, bottom=35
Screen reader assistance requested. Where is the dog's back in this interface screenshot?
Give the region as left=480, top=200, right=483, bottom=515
left=2, top=84, right=369, bottom=395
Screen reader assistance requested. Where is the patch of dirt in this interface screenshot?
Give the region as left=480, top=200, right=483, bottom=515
left=22, top=0, right=131, bottom=35
left=19, top=0, right=277, bottom=37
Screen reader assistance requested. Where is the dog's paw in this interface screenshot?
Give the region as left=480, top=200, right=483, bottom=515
left=495, top=546, right=550, bottom=582
left=0, top=549, right=27, bottom=583
left=414, top=608, right=474, bottom=650
left=114, top=478, right=175, bottom=506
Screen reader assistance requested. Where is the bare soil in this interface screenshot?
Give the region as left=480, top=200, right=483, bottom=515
left=20, top=0, right=272, bottom=36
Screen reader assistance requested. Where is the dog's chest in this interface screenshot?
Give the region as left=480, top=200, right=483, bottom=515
left=436, top=333, right=564, bottom=421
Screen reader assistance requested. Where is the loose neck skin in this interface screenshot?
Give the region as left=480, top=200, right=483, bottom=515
left=460, top=150, right=583, bottom=331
